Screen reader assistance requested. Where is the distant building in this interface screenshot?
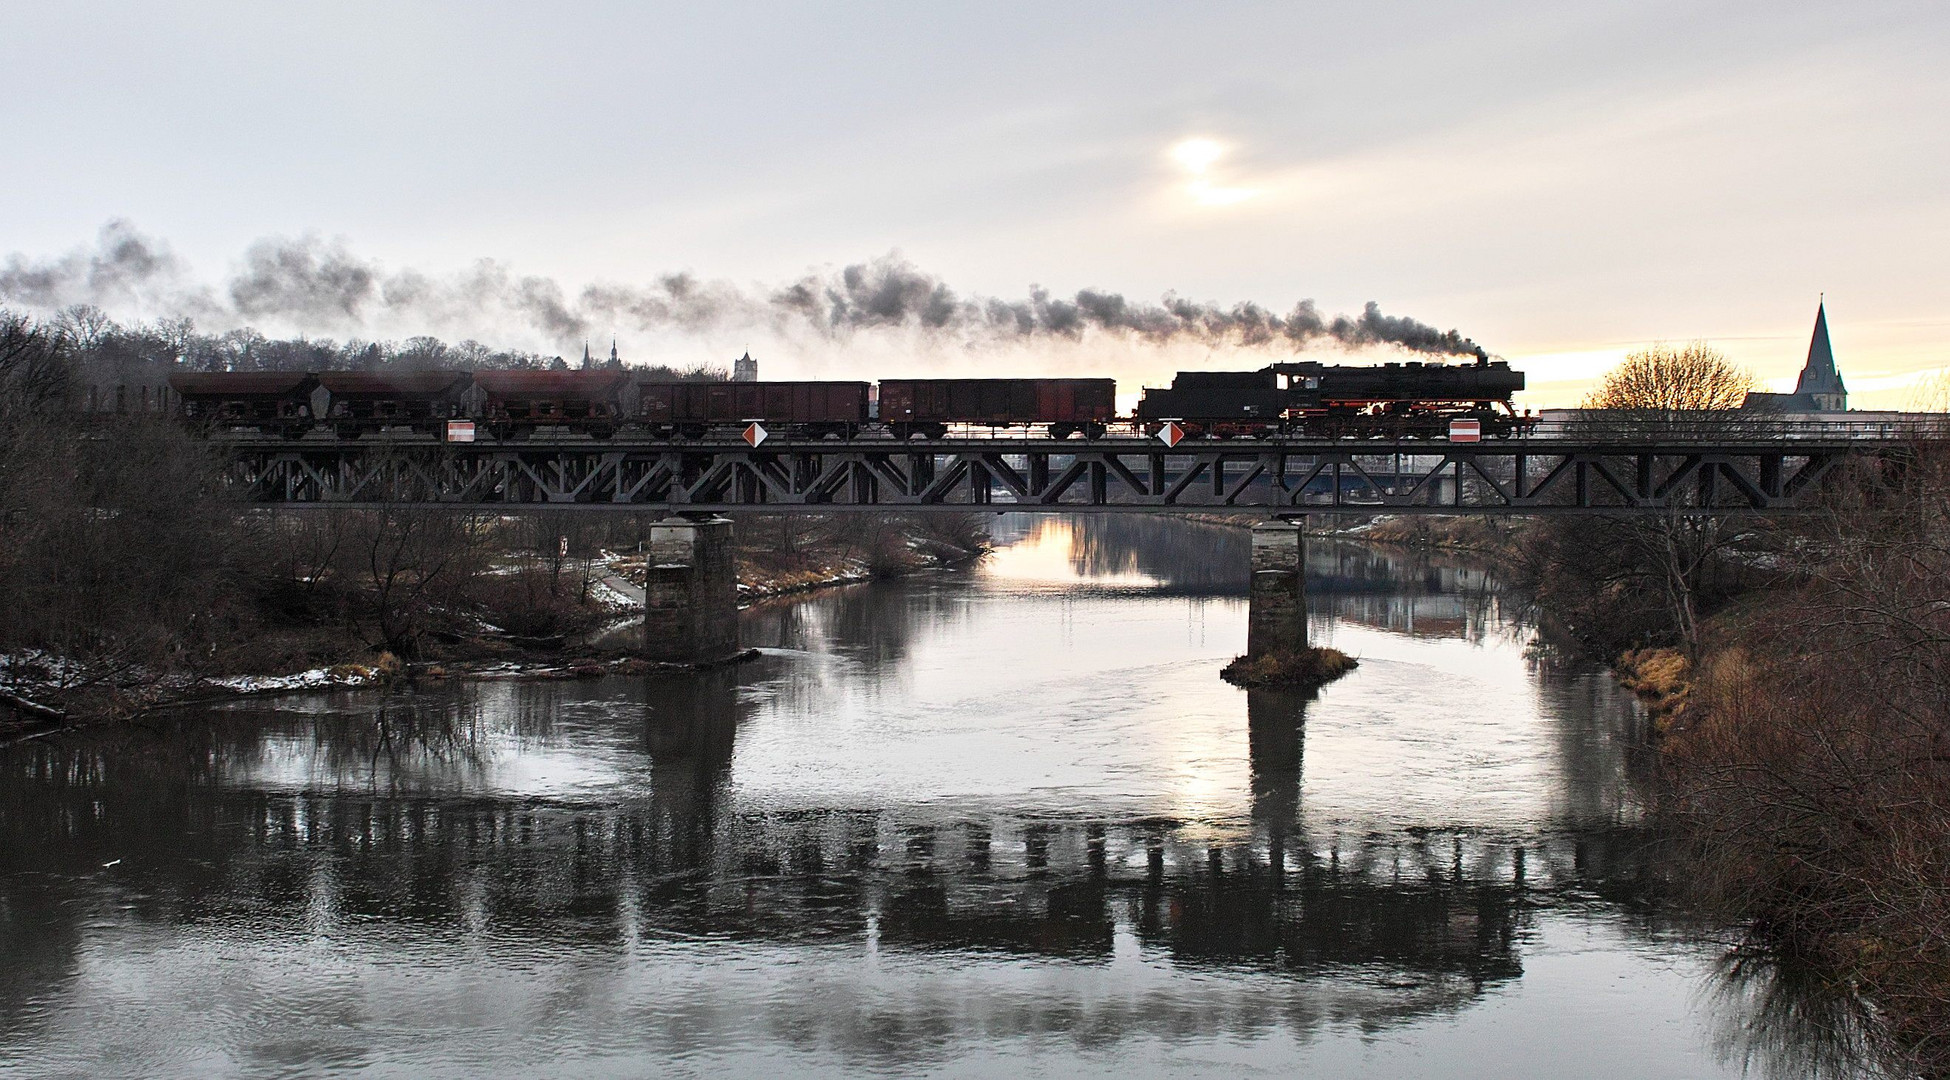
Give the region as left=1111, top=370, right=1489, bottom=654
left=1744, top=301, right=1847, bottom=412
left=581, top=339, right=624, bottom=370
left=732, top=352, right=758, bottom=381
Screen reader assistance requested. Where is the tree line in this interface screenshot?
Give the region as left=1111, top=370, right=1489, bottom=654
left=42, top=302, right=727, bottom=403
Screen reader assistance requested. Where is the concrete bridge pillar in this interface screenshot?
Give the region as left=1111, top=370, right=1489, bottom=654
left=1247, top=519, right=1307, bottom=656
left=643, top=516, right=739, bottom=664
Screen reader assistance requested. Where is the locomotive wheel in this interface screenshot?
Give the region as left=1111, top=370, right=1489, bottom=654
left=589, top=425, right=614, bottom=440
left=1048, top=423, right=1074, bottom=440
left=334, top=424, right=362, bottom=440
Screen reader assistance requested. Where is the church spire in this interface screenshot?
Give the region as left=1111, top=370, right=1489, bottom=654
left=1793, top=299, right=1846, bottom=411
left=609, top=338, right=620, bottom=368
left=581, top=341, right=592, bottom=370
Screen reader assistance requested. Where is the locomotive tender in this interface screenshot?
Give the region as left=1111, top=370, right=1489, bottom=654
left=166, top=358, right=1524, bottom=441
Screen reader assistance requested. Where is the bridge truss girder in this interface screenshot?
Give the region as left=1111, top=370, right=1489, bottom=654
left=208, top=436, right=1890, bottom=514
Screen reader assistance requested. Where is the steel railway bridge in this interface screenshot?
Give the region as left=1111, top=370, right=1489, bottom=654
left=189, top=419, right=1938, bottom=663
left=204, top=422, right=1930, bottom=516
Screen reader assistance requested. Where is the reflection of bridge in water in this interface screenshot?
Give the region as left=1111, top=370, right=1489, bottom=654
left=0, top=673, right=1669, bottom=1047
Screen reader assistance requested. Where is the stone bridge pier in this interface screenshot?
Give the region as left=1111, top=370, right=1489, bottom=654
left=643, top=516, right=740, bottom=665
left=1247, top=519, right=1308, bottom=656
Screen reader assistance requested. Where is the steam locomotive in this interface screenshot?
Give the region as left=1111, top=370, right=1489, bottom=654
left=165, top=357, right=1525, bottom=441
left=1135, top=358, right=1530, bottom=438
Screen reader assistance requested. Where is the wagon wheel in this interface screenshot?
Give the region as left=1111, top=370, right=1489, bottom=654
left=1083, top=423, right=1107, bottom=440
left=1047, top=423, right=1074, bottom=440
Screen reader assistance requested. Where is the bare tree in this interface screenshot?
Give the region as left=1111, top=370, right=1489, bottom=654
left=1523, top=343, right=1766, bottom=656
left=54, top=304, right=112, bottom=353
left=344, top=509, right=486, bottom=657
left=1585, top=341, right=1753, bottom=411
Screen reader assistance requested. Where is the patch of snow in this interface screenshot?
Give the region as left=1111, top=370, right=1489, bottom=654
left=589, top=579, right=638, bottom=612
left=206, top=668, right=372, bottom=694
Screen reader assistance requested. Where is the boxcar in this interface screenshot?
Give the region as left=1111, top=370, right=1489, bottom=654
left=317, top=371, right=473, bottom=438
left=877, top=378, right=1116, bottom=439
left=636, top=380, right=870, bottom=438
left=168, top=372, right=320, bottom=438
left=474, top=370, right=628, bottom=439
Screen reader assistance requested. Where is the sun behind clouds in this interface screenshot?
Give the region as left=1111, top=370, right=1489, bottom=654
left=1168, top=137, right=1261, bottom=206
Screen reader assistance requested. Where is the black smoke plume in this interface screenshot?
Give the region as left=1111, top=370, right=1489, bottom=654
left=1, top=225, right=1489, bottom=360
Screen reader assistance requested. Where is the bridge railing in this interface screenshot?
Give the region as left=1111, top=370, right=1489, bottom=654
left=184, top=414, right=1949, bottom=448
left=1515, top=412, right=1949, bottom=444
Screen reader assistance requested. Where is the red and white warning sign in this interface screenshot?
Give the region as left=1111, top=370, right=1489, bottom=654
left=743, top=422, right=769, bottom=447
left=445, top=420, right=476, bottom=443
left=1157, top=421, right=1186, bottom=448
left=1447, top=419, right=1482, bottom=443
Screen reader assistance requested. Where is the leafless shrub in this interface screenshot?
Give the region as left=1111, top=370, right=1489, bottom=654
left=1664, top=444, right=1950, bottom=1076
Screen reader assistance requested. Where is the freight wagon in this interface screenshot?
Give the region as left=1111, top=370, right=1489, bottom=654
left=318, top=372, right=473, bottom=439
left=636, top=380, right=870, bottom=439
left=474, top=370, right=628, bottom=439
left=167, top=372, right=320, bottom=438
left=877, top=378, right=1116, bottom=439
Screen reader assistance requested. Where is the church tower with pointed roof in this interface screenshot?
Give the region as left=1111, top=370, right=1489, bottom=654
left=1742, top=300, right=1849, bottom=413
left=1793, top=301, right=1846, bottom=411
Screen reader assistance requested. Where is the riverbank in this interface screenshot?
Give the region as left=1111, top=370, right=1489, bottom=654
left=1514, top=485, right=1950, bottom=1075
left=1180, top=511, right=1521, bottom=557
left=0, top=512, right=990, bottom=737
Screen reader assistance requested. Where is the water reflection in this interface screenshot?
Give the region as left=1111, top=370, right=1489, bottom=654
left=0, top=515, right=1786, bottom=1077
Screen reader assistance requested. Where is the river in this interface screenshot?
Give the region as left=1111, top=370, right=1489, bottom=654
left=0, top=516, right=1817, bottom=1078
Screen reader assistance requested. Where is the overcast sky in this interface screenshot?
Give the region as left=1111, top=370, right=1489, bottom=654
left=3, top=0, right=1946, bottom=405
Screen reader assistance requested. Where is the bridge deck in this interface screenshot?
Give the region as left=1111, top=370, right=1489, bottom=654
left=201, top=431, right=1922, bottom=514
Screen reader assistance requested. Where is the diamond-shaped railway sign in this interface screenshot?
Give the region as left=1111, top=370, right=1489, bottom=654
left=743, top=422, right=769, bottom=447
left=1157, top=421, right=1186, bottom=448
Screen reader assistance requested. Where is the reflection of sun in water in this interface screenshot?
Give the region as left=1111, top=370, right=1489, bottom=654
left=1168, top=137, right=1261, bottom=206
left=982, top=518, right=1161, bottom=586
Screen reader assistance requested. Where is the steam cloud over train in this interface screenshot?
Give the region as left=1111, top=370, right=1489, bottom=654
left=164, top=356, right=1528, bottom=442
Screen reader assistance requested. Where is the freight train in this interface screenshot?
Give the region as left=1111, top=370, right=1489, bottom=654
left=164, top=358, right=1524, bottom=441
